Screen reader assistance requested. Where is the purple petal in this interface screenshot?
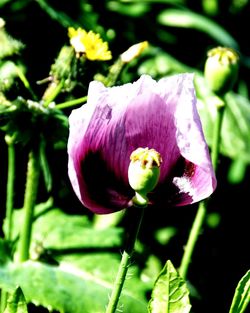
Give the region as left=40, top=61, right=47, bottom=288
left=152, top=74, right=216, bottom=206
left=68, top=74, right=216, bottom=214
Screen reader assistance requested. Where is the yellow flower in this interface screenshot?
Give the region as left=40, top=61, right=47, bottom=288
left=68, top=27, right=112, bottom=61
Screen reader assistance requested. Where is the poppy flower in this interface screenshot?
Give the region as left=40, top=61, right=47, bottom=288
left=67, top=74, right=216, bottom=214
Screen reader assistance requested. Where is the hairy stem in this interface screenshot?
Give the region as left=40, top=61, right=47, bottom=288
left=105, top=206, right=145, bottom=313
left=5, top=139, right=15, bottom=241
left=18, top=150, right=40, bottom=262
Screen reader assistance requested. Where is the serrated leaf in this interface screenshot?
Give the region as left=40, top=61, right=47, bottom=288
left=148, top=260, right=191, bottom=313
left=157, top=9, right=238, bottom=49
left=0, top=258, right=148, bottom=313
left=229, top=269, right=250, bottom=313
left=4, top=287, right=28, bottom=313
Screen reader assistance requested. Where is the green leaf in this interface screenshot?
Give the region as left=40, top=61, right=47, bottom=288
left=157, top=9, right=239, bottom=49
left=4, top=287, right=28, bottom=313
left=4, top=201, right=123, bottom=254
left=229, top=269, right=250, bottom=313
left=1, top=205, right=147, bottom=312
left=107, top=2, right=150, bottom=17
left=148, top=260, right=191, bottom=313
left=30, top=207, right=123, bottom=252
left=0, top=258, right=148, bottom=313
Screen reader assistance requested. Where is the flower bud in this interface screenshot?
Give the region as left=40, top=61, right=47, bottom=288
left=0, top=18, right=5, bottom=28
left=128, top=147, right=162, bottom=207
left=204, top=46, right=239, bottom=96
left=121, top=41, right=148, bottom=63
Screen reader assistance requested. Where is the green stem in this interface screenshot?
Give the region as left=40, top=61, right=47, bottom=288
left=55, top=96, right=87, bottom=110
left=16, top=66, right=37, bottom=100
left=5, top=139, right=15, bottom=241
left=43, top=80, right=64, bottom=108
left=211, top=102, right=225, bottom=171
left=179, top=200, right=207, bottom=279
left=105, top=206, right=145, bottom=313
left=179, top=100, right=225, bottom=280
left=0, top=137, right=15, bottom=313
left=105, top=58, right=125, bottom=87
left=18, top=150, right=40, bottom=262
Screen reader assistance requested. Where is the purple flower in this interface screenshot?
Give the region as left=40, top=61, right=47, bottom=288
left=68, top=74, right=216, bottom=214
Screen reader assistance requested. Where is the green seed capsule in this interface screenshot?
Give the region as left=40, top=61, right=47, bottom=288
left=204, top=46, right=239, bottom=96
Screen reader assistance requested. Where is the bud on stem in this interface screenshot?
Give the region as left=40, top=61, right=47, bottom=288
left=128, top=147, right=162, bottom=207
left=204, top=46, right=239, bottom=96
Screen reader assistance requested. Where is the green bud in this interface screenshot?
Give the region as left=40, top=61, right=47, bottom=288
left=128, top=147, right=162, bottom=207
left=204, top=46, right=239, bottom=96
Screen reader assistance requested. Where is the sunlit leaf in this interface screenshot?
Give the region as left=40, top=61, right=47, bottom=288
left=229, top=269, right=250, bottom=313
left=148, top=260, right=191, bottom=313
left=158, top=9, right=239, bottom=49
left=0, top=256, right=148, bottom=313
left=107, top=2, right=150, bottom=17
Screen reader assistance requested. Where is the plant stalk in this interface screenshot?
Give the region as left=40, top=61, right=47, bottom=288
left=18, top=150, right=40, bottom=262
left=0, top=140, right=15, bottom=313
left=179, top=100, right=225, bottom=280
left=105, top=206, right=145, bottom=313
left=211, top=103, right=225, bottom=171
left=55, top=96, right=87, bottom=110
left=5, top=139, right=15, bottom=241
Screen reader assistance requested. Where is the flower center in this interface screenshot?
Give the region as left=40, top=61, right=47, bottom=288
left=207, top=46, right=239, bottom=66
left=128, top=147, right=162, bottom=207
left=130, top=147, right=162, bottom=169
